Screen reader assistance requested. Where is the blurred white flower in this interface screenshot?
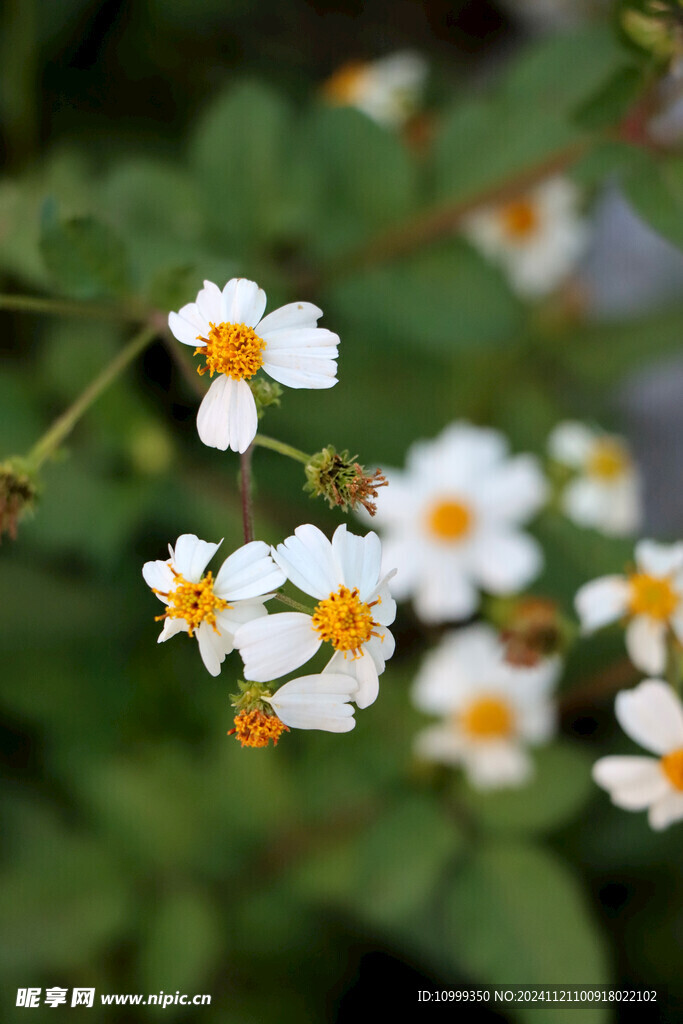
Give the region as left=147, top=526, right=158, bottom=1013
left=168, top=278, right=339, bottom=453
left=548, top=421, right=642, bottom=536
left=412, top=624, right=559, bottom=789
left=461, top=177, right=589, bottom=298
left=143, top=533, right=285, bottom=676
left=235, top=524, right=396, bottom=709
left=370, top=421, right=546, bottom=624
left=593, top=679, right=683, bottom=830
left=498, top=0, right=610, bottom=33
left=264, top=673, right=357, bottom=733
left=575, top=540, right=683, bottom=675
left=321, top=51, right=427, bottom=127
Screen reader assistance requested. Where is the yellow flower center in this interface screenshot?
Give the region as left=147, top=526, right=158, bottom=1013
left=231, top=709, right=288, bottom=748
left=195, top=321, right=265, bottom=380
left=661, top=748, right=683, bottom=791
left=587, top=439, right=630, bottom=481
left=460, top=695, right=514, bottom=739
left=628, top=573, right=678, bottom=621
left=500, top=198, right=539, bottom=240
left=427, top=499, right=473, bottom=542
left=154, top=569, right=229, bottom=638
left=322, top=62, right=368, bottom=104
left=311, top=584, right=380, bottom=655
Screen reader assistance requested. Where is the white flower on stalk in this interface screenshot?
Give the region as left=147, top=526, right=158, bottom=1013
left=548, top=420, right=642, bottom=537
left=168, top=278, right=339, bottom=453
left=461, top=176, right=589, bottom=298
left=370, top=421, right=546, bottom=624
left=143, top=533, right=286, bottom=677
left=593, top=680, right=683, bottom=830
left=575, top=540, right=683, bottom=676
left=235, top=524, right=396, bottom=709
left=412, top=624, right=559, bottom=789
left=321, top=51, right=427, bottom=127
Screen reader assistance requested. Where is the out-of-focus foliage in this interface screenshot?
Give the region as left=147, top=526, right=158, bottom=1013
left=1, top=1, right=683, bottom=1021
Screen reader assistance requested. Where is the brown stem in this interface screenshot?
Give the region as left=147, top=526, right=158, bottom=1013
left=559, top=657, right=638, bottom=716
left=240, top=445, right=254, bottom=544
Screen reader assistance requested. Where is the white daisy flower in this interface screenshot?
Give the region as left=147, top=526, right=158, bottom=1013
left=168, top=278, right=339, bottom=453
left=321, top=51, right=427, bottom=127
left=593, top=679, right=683, bottom=830
left=412, top=624, right=559, bottom=789
left=370, top=421, right=547, bottom=624
left=461, top=176, right=589, bottom=298
left=548, top=420, right=642, bottom=537
left=234, top=524, right=396, bottom=709
left=264, top=673, right=357, bottom=733
left=143, top=533, right=286, bottom=677
left=575, top=540, right=683, bottom=676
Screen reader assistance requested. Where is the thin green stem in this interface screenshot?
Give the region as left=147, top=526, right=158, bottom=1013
left=665, top=632, right=682, bottom=697
left=27, top=324, right=157, bottom=469
left=253, top=433, right=310, bottom=465
left=0, top=293, right=141, bottom=321
left=274, top=592, right=315, bottom=614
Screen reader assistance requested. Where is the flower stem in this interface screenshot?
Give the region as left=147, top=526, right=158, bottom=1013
left=240, top=445, right=254, bottom=545
left=666, top=632, right=682, bottom=696
left=252, top=433, right=310, bottom=465
left=0, top=292, right=141, bottom=321
left=274, top=592, right=315, bottom=614
left=26, top=323, right=157, bottom=469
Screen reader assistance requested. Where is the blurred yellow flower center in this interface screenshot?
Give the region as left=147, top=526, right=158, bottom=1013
left=322, top=62, right=368, bottom=104
left=461, top=696, right=514, bottom=739
left=587, top=439, right=629, bottom=480
left=195, top=321, right=265, bottom=380
left=154, top=569, right=229, bottom=638
left=661, top=748, right=683, bottom=790
left=427, top=499, right=472, bottom=541
left=628, top=573, right=677, bottom=621
left=312, top=584, right=379, bottom=654
left=500, top=198, right=539, bottom=240
left=231, top=709, right=288, bottom=748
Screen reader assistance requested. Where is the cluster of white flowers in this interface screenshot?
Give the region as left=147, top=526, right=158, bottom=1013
left=144, top=525, right=396, bottom=745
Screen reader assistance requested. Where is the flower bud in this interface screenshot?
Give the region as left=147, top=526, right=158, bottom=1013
left=304, top=445, right=388, bottom=516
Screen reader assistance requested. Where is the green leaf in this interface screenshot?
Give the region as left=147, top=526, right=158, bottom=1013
left=574, top=65, right=644, bottom=131
left=40, top=207, right=131, bottom=298
left=444, top=841, right=609, bottom=1023
left=455, top=743, right=594, bottom=835
left=621, top=152, right=683, bottom=251
left=189, top=81, right=295, bottom=247
left=138, top=889, right=224, bottom=998
left=325, top=239, right=522, bottom=355
left=297, top=105, right=417, bottom=255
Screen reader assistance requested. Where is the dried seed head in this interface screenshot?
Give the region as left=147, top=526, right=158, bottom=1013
left=304, top=446, right=388, bottom=516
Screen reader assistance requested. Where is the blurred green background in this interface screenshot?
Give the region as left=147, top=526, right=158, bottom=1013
left=2, top=0, right=683, bottom=1021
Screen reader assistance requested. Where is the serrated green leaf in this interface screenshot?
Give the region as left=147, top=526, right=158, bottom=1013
left=40, top=212, right=132, bottom=298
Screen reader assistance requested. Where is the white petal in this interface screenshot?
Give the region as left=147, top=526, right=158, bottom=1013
left=196, top=280, right=223, bottom=323
left=196, top=620, right=233, bottom=677
left=213, top=540, right=285, bottom=600
left=476, top=455, right=547, bottom=523
left=157, top=617, right=189, bottom=642
left=648, top=792, right=683, bottom=830
left=273, top=524, right=340, bottom=599
left=259, top=326, right=338, bottom=352
left=214, top=600, right=267, bottom=636
left=262, top=357, right=338, bottom=390
left=563, top=478, right=610, bottom=530
left=222, top=278, right=267, bottom=327
left=592, top=756, right=670, bottom=809
left=196, top=376, right=258, bottom=453
left=470, top=529, right=543, bottom=594
left=414, top=724, right=464, bottom=765
left=142, top=559, right=176, bottom=601
left=616, top=679, right=683, bottom=754
left=235, top=612, right=321, bottom=682
left=257, top=302, right=323, bottom=336
left=168, top=303, right=208, bottom=346
left=171, top=534, right=220, bottom=583
left=635, top=539, right=683, bottom=577
left=265, top=673, right=356, bottom=732
left=413, top=552, right=479, bottom=623
left=331, top=524, right=382, bottom=600
left=575, top=575, right=629, bottom=632
left=464, top=741, right=533, bottom=790
left=352, top=650, right=380, bottom=709
left=548, top=421, right=595, bottom=467
left=516, top=698, right=556, bottom=745
left=625, top=616, right=667, bottom=675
